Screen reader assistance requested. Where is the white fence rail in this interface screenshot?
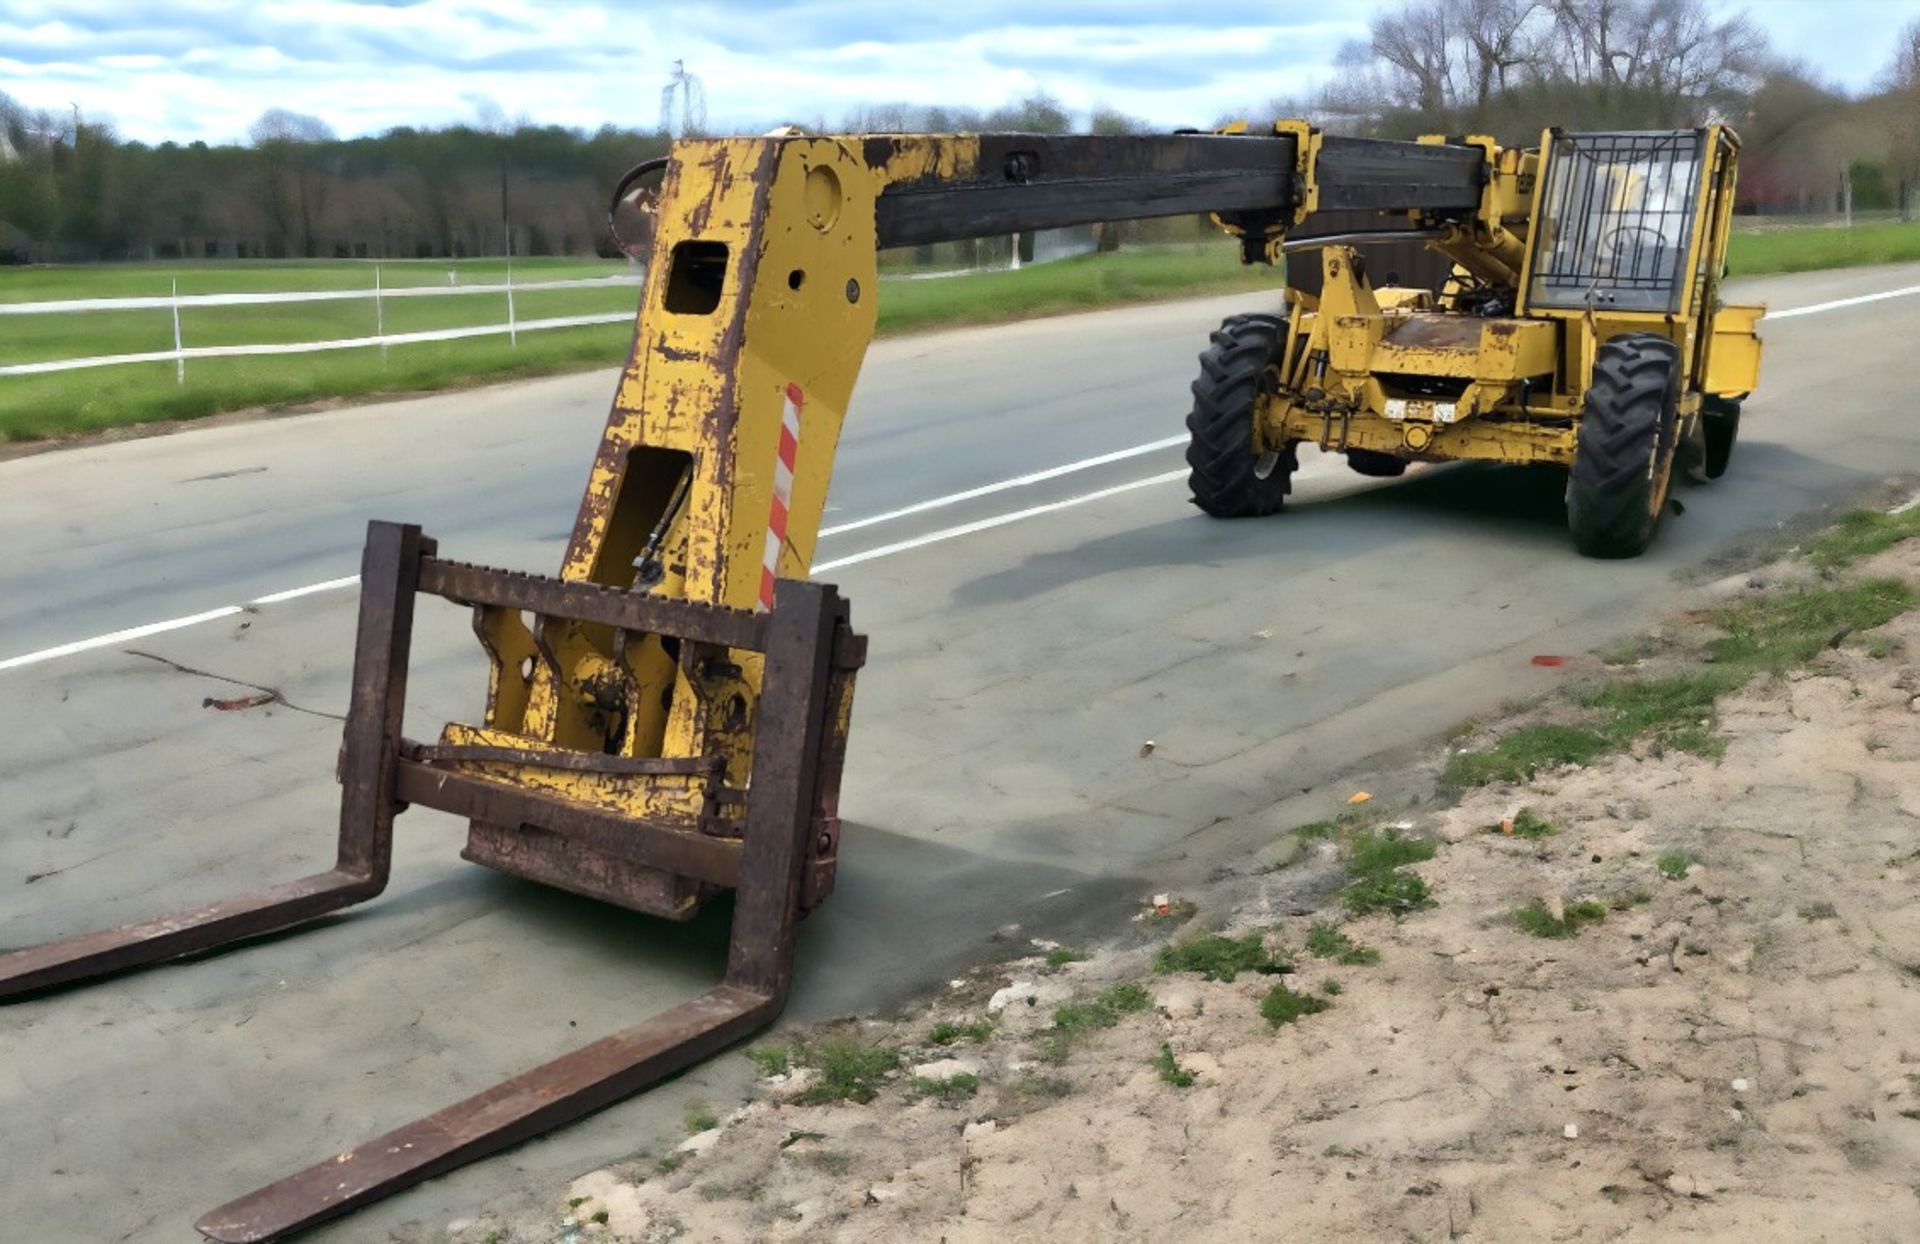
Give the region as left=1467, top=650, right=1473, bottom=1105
left=0, top=268, right=644, bottom=379
left=0, top=273, right=641, bottom=316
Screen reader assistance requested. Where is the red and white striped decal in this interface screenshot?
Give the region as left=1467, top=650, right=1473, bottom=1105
left=758, top=382, right=804, bottom=612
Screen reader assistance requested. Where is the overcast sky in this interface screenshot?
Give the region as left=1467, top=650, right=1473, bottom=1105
left=1, top=0, right=1914, bottom=146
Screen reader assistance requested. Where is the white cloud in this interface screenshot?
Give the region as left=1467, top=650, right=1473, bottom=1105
left=0, top=0, right=1897, bottom=146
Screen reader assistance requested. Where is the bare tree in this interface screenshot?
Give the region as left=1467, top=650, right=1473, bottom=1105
left=1372, top=1, right=1457, bottom=111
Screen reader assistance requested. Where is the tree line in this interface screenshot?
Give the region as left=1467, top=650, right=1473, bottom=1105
left=2, top=0, right=1916, bottom=265
left=1314, top=0, right=1920, bottom=214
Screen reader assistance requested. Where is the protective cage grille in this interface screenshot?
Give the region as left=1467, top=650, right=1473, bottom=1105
left=1526, top=130, right=1706, bottom=314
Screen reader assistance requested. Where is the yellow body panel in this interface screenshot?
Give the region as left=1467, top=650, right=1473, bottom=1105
left=1704, top=303, right=1764, bottom=397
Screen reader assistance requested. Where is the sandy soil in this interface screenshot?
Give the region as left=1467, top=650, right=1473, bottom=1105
left=464, top=539, right=1920, bottom=1244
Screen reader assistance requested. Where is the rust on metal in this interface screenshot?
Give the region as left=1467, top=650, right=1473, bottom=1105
left=401, top=741, right=722, bottom=777
left=3, top=516, right=863, bottom=1240
left=0, top=521, right=427, bottom=1001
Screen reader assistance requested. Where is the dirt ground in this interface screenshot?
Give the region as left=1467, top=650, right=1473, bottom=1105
left=457, top=535, right=1920, bottom=1244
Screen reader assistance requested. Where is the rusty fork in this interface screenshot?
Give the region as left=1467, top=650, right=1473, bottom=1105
left=0, top=521, right=862, bottom=1243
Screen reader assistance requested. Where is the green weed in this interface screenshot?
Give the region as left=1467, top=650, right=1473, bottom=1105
left=745, top=1045, right=791, bottom=1077
left=684, top=1104, right=718, bottom=1134
left=1600, top=638, right=1647, bottom=666
left=1154, top=932, right=1289, bottom=982
left=1336, top=828, right=1436, bottom=917
left=1656, top=851, right=1697, bottom=881
left=1044, top=947, right=1088, bottom=967
left=795, top=1040, right=901, bottom=1106
left=910, top=1072, right=980, bottom=1102
left=1497, top=808, right=1557, bottom=839
left=1260, top=983, right=1332, bottom=1027
left=928, top=1019, right=994, bottom=1046
left=1152, top=1043, right=1196, bottom=1087
left=1304, top=922, right=1381, bottom=965
left=1012, top=1073, right=1075, bottom=1098
left=1042, top=983, right=1155, bottom=1062
left=1514, top=900, right=1608, bottom=938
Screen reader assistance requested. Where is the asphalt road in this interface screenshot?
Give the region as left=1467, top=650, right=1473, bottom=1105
left=3, top=262, right=1918, bottom=1241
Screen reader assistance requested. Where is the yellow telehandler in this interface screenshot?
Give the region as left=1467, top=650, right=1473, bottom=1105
left=1, top=120, right=1762, bottom=1240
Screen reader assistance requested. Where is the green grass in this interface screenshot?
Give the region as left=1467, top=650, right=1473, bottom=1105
left=1441, top=723, right=1617, bottom=790
left=2, top=244, right=1277, bottom=442
left=910, top=1072, right=980, bottom=1102
left=1304, top=922, right=1381, bottom=965
left=928, top=1019, right=994, bottom=1046
left=1494, top=808, right=1557, bottom=839
left=1444, top=574, right=1915, bottom=792
left=1154, top=932, right=1289, bottom=982
left=1599, top=637, right=1647, bottom=667
left=0, top=256, right=625, bottom=302
left=0, top=323, right=637, bottom=441
left=1152, top=1043, right=1196, bottom=1087
left=875, top=243, right=1274, bottom=334
left=793, top=1040, right=901, bottom=1106
left=1656, top=850, right=1696, bottom=881
left=1805, top=509, right=1920, bottom=572
left=745, top=1045, right=791, bottom=1077
left=9, top=218, right=1916, bottom=443
left=1044, top=947, right=1088, bottom=968
left=1347, top=827, right=1436, bottom=875
left=1043, top=982, right=1154, bottom=1063
left=1709, top=578, right=1916, bottom=672
left=1259, top=983, right=1332, bottom=1027
left=683, top=1104, right=718, bottom=1134
left=1336, top=827, right=1437, bottom=918
left=1726, top=219, right=1920, bottom=276
left=1514, top=900, right=1608, bottom=939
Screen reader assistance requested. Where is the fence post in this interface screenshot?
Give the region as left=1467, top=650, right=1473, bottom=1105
left=507, top=260, right=517, bottom=349
left=375, top=263, right=386, bottom=362
left=171, top=277, right=185, bottom=385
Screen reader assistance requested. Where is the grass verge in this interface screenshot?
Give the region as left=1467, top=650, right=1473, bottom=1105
left=1726, top=219, right=1920, bottom=276
left=3, top=244, right=1277, bottom=443
left=1444, top=563, right=1916, bottom=792
left=11, top=218, right=1919, bottom=443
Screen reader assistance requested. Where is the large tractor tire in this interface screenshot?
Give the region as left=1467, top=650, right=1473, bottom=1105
left=1567, top=333, right=1681, bottom=558
left=1186, top=312, right=1293, bottom=517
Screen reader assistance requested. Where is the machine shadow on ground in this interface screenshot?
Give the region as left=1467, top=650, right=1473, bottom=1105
left=953, top=440, right=1877, bottom=610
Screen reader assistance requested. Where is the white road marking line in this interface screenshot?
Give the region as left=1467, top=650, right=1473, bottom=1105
left=1767, top=284, right=1920, bottom=321
left=249, top=575, right=362, bottom=605
left=814, top=470, right=1189, bottom=573
left=818, top=434, right=1187, bottom=536
left=0, top=436, right=1192, bottom=673
left=4, top=272, right=1912, bottom=674
left=0, top=607, right=243, bottom=672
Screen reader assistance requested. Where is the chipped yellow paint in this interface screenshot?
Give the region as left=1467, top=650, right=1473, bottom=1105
left=431, top=134, right=986, bottom=850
